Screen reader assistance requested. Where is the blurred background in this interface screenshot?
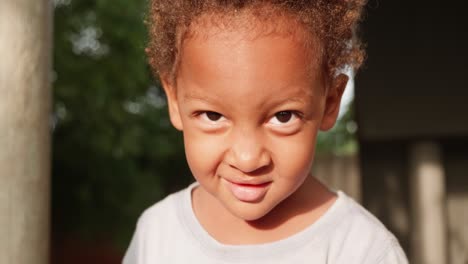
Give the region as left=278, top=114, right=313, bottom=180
left=0, top=0, right=467, bottom=263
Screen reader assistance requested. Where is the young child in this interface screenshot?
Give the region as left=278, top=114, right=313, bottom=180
left=124, top=1, right=408, bottom=263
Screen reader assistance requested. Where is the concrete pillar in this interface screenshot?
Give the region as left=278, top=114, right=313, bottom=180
left=0, top=1, right=52, bottom=264
left=409, top=142, right=447, bottom=264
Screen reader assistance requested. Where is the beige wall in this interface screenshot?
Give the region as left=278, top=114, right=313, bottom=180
left=313, top=154, right=361, bottom=203
left=0, top=1, right=52, bottom=263
left=314, top=153, right=468, bottom=264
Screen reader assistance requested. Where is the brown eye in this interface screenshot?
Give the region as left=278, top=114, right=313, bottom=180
left=205, top=111, right=222, bottom=121
left=275, top=111, right=292, bottom=123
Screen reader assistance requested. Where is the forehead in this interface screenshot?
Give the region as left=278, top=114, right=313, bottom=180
left=183, top=10, right=322, bottom=58
left=176, top=13, right=325, bottom=92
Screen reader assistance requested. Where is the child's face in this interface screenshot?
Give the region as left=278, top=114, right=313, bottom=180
left=163, top=18, right=346, bottom=221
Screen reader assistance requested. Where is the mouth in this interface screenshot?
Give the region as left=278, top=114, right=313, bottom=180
left=223, top=179, right=272, bottom=203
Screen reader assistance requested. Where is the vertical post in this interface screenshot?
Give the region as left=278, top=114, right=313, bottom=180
left=0, top=1, right=52, bottom=264
left=409, top=142, right=447, bottom=264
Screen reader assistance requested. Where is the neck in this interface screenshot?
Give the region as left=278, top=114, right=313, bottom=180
left=192, top=176, right=337, bottom=245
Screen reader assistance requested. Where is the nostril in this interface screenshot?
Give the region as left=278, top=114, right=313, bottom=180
left=229, top=162, right=273, bottom=176
left=248, top=163, right=273, bottom=176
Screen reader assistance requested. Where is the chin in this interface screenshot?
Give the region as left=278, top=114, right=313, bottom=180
left=228, top=202, right=275, bottom=222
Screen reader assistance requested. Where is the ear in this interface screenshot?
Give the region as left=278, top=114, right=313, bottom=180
left=319, top=74, right=348, bottom=131
left=161, top=75, right=183, bottom=131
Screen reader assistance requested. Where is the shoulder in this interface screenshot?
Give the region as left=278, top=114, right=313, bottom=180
left=135, top=186, right=187, bottom=232
left=138, top=192, right=177, bottom=224
left=123, top=185, right=192, bottom=264
left=327, top=192, right=408, bottom=264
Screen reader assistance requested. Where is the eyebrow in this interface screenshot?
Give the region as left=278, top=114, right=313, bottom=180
left=183, top=92, right=219, bottom=103
left=183, top=92, right=306, bottom=104
left=274, top=97, right=306, bottom=105
left=264, top=89, right=311, bottom=105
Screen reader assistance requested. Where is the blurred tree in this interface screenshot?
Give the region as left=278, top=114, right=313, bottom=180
left=316, top=102, right=359, bottom=155
left=52, top=0, right=191, bottom=248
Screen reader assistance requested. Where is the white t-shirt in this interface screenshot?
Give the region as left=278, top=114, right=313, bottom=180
left=123, top=183, right=408, bottom=264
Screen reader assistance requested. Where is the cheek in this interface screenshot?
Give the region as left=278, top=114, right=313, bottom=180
left=183, top=130, right=226, bottom=177
left=270, top=127, right=318, bottom=180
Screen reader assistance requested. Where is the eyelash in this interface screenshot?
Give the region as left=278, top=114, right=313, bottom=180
left=198, top=111, right=224, bottom=122
left=194, top=111, right=225, bottom=122
left=269, top=111, right=303, bottom=125
left=194, top=110, right=303, bottom=124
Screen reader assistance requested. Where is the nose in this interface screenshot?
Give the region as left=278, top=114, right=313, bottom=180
left=225, top=129, right=271, bottom=174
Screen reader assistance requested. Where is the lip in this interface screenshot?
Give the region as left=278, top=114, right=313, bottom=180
left=224, top=179, right=272, bottom=203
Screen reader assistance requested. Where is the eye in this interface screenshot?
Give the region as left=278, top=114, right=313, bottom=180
left=275, top=111, right=293, bottom=123
left=269, top=111, right=300, bottom=125
left=200, top=111, right=225, bottom=122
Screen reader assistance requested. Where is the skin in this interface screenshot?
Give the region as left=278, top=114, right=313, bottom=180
left=161, top=15, right=348, bottom=245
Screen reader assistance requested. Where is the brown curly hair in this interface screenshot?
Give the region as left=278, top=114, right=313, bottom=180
left=147, top=0, right=367, bottom=84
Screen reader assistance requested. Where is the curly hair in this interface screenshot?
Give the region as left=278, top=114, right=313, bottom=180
left=147, top=0, right=367, bottom=83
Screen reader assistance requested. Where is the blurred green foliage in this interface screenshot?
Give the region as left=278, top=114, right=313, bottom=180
left=52, top=0, right=357, bottom=250
left=52, top=0, right=192, bottom=248
left=316, top=103, right=359, bottom=156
